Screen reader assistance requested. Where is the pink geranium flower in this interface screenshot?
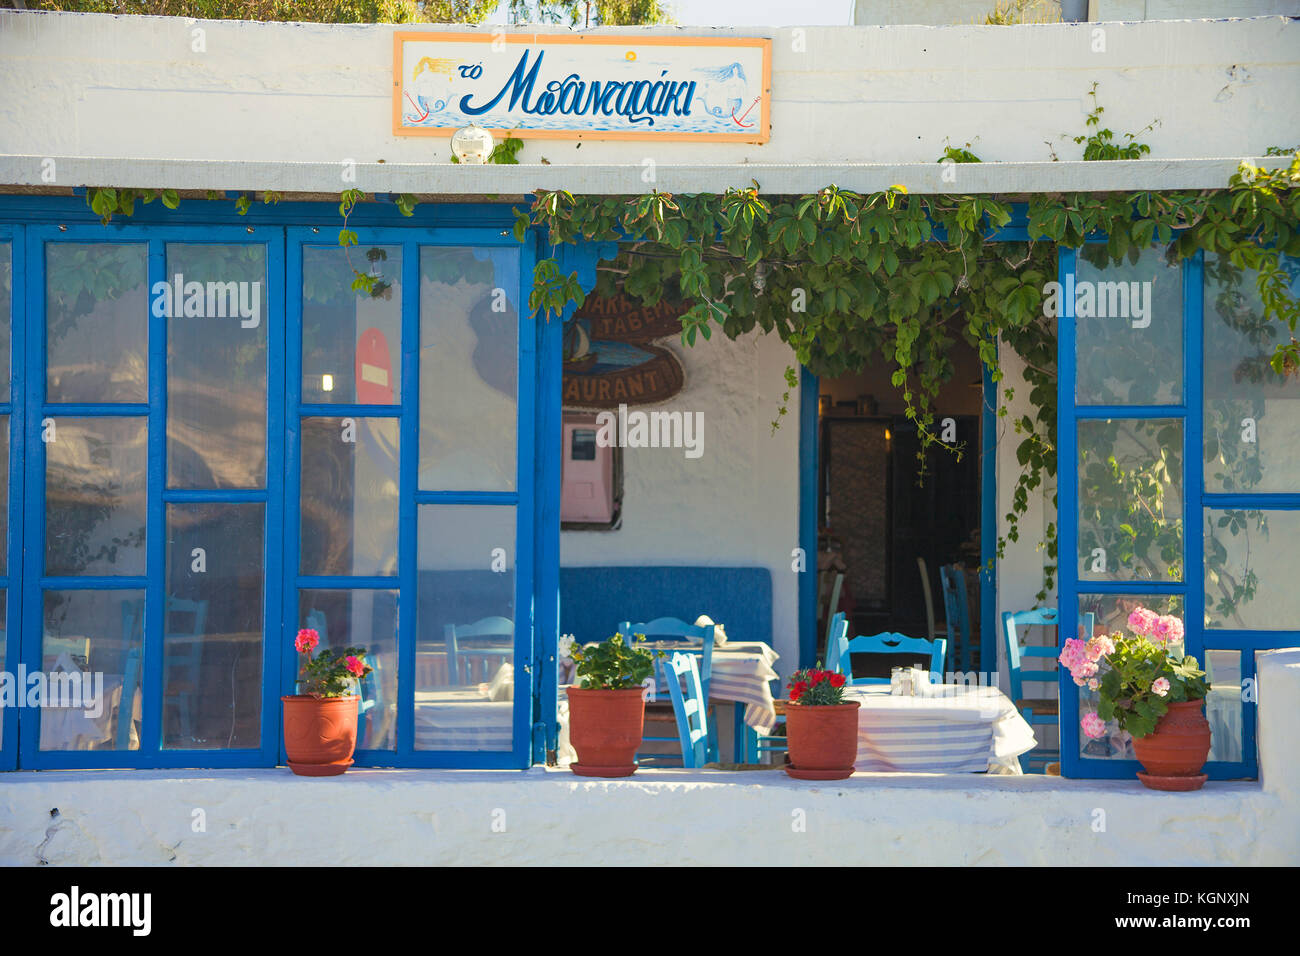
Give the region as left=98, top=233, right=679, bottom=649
left=345, top=655, right=365, bottom=677
left=1081, top=712, right=1108, bottom=739
left=1152, top=677, right=1170, bottom=697
left=295, top=628, right=320, bottom=654
left=1160, top=615, right=1184, bottom=644
left=1127, top=607, right=1159, bottom=639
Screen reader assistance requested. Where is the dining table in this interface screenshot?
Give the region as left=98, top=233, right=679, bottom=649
left=844, top=681, right=1038, bottom=774
left=647, top=640, right=782, bottom=759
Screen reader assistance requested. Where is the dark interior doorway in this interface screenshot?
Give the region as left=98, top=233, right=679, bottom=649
left=815, top=335, right=984, bottom=674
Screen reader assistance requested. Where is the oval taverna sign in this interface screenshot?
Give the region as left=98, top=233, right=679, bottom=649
left=563, top=294, right=687, bottom=409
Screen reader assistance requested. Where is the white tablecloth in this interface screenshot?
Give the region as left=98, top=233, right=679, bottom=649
left=846, top=683, right=1038, bottom=774
left=413, top=688, right=570, bottom=755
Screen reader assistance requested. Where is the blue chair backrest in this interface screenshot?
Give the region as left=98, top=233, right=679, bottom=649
left=662, top=651, right=709, bottom=768
left=1003, top=608, right=1096, bottom=702
left=115, top=646, right=142, bottom=750
left=446, top=616, right=513, bottom=684
left=824, top=613, right=849, bottom=674
left=834, top=631, right=947, bottom=685
left=939, top=563, right=972, bottom=671
left=618, top=617, right=714, bottom=700
left=162, top=597, right=208, bottom=670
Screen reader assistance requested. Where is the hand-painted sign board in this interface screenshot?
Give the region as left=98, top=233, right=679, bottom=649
left=563, top=293, right=687, bottom=409
left=393, top=32, right=771, bottom=143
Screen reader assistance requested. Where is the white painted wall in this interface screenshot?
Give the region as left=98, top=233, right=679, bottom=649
left=0, top=13, right=1297, bottom=170
left=561, top=329, right=802, bottom=676
left=3, top=646, right=1296, bottom=865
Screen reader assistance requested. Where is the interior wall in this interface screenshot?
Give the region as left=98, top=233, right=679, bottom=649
left=560, top=330, right=802, bottom=678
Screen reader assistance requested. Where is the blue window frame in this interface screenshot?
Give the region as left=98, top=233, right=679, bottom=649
left=0, top=225, right=20, bottom=771
left=1058, top=244, right=1299, bottom=779
left=0, top=197, right=558, bottom=770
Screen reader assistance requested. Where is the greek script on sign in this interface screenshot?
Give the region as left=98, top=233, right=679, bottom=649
left=394, top=33, right=770, bottom=142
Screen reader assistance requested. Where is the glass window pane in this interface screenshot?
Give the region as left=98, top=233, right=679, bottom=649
left=1078, top=418, right=1183, bottom=583
left=302, top=245, right=402, bottom=406
left=46, top=243, right=147, bottom=403
left=0, top=592, right=6, bottom=743
left=1075, top=594, right=1185, bottom=762
left=166, top=243, right=268, bottom=488
left=416, top=504, right=516, bottom=752
left=1203, top=253, right=1300, bottom=494
left=299, top=416, right=399, bottom=577
left=419, top=247, right=518, bottom=492
left=164, top=503, right=264, bottom=749
left=40, top=589, right=145, bottom=751
left=0, top=240, right=11, bottom=396
left=0, top=416, right=7, bottom=577
left=45, top=417, right=147, bottom=576
left=1074, top=244, right=1183, bottom=406
left=297, top=589, right=397, bottom=751
left=1205, top=649, right=1244, bottom=763
left=1204, top=508, right=1300, bottom=629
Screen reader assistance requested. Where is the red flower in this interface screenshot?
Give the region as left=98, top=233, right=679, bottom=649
left=830, top=673, right=846, bottom=688
left=790, top=681, right=807, bottom=701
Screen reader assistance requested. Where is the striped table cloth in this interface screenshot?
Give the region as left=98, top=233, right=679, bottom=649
left=845, top=684, right=1037, bottom=774
left=649, top=641, right=781, bottom=733
left=413, top=689, right=571, bottom=754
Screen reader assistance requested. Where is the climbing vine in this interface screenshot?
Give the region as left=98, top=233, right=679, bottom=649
left=512, top=149, right=1299, bottom=602
left=73, top=99, right=1300, bottom=607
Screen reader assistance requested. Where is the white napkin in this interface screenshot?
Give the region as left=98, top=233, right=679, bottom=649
left=695, top=614, right=728, bottom=646
left=486, top=662, right=514, bottom=702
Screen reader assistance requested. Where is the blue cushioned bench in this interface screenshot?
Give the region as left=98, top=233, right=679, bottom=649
left=559, top=565, right=773, bottom=646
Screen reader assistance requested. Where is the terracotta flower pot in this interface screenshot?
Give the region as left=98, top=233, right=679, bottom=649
left=784, top=700, right=862, bottom=780
left=567, top=686, right=646, bottom=777
left=1131, top=699, right=1212, bottom=791
left=282, top=694, right=359, bottom=776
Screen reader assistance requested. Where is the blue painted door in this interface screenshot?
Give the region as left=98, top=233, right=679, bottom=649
left=18, top=225, right=284, bottom=768
left=284, top=229, right=536, bottom=769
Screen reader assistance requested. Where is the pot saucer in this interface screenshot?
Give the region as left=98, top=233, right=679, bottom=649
left=784, top=765, right=854, bottom=780
left=287, top=759, right=354, bottom=777
left=571, top=763, right=637, bottom=778
left=1137, top=771, right=1208, bottom=791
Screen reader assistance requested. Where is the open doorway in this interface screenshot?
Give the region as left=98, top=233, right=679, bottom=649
left=814, top=334, right=986, bottom=677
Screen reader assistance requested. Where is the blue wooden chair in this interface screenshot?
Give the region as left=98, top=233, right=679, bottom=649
left=662, top=652, right=710, bottom=769
left=748, top=614, right=851, bottom=763
left=824, top=611, right=847, bottom=675
left=1003, top=608, right=1094, bottom=773
left=161, top=597, right=208, bottom=743
left=618, top=617, right=716, bottom=765
left=115, top=646, right=143, bottom=751
left=119, top=596, right=208, bottom=745
left=445, top=616, right=513, bottom=685
left=939, top=563, right=973, bottom=674
left=833, top=631, right=947, bottom=685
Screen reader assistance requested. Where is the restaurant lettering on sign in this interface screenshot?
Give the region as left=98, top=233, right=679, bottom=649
left=563, top=293, right=687, bottom=408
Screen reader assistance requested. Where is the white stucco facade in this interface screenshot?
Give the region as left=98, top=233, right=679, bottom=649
left=3, top=647, right=1296, bottom=866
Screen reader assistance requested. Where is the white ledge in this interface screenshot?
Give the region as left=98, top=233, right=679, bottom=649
left=0, top=155, right=1286, bottom=198
left=0, top=765, right=1291, bottom=866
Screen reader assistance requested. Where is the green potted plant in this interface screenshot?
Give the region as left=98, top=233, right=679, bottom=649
left=783, top=665, right=860, bottom=780
left=567, top=633, right=657, bottom=778
left=281, top=627, right=372, bottom=777
left=1060, top=607, right=1211, bottom=790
